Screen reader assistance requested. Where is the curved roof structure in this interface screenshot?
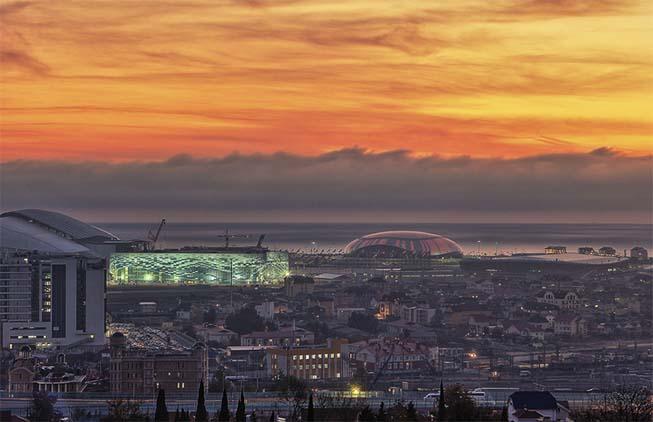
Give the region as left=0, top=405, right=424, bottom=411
left=1, top=209, right=118, bottom=242
left=344, top=231, right=463, bottom=258
left=0, top=216, right=91, bottom=254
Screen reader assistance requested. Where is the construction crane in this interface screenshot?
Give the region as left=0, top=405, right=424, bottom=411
left=145, top=219, right=166, bottom=251
left=217, top=228, right=249, bottom=248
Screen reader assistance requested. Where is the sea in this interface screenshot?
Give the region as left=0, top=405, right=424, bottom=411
left=98, top=222, right=652, bottom=256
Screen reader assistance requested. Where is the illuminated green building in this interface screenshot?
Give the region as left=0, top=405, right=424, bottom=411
left=109, top=250, right=289, bottom=286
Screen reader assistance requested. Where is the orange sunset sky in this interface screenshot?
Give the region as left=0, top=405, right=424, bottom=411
left=1, top=0, right=652, bottom=162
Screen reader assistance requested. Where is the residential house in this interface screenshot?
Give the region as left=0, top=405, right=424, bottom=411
left=554, top=314, right=588, bottom=337
left=536, top=290, right=580, bottom=310
left=508, top=391, right=569, bottom=422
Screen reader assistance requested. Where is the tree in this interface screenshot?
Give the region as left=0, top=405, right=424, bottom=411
left=406, top=401, right=418, bottom=421
left=104, top=399, right=147, bottom=421
left=225, top=306, right=265, bottom=334
left=444, top=384, right=476, bottom=421
left=155, top=389, right=169, bottom=421
left=181, top=409, right=190, bottom=421
left=250, top=410, right=258, bottom=422
left=31, top=391, right=57, bottom=422
left=209, top=369, right=226, bottom=392
left=377, top=402, right=386, bottom=422
left=307, top=393, right=315, bottom=422
left=175, top=408, right=180, bottom=421
left=276, top=374, right=308, bottom=421
left=70, top=407, right=90, bottom=422
left=236, top=390, right=246, bottom=422
left=218, top=388, right=231, bottom=422
left=358, top=405, right=376, bottom=421
left=572, top=386, right=653, bottom=422
left=269, top=411, right=275, bottom=421
left=500, top=405, right=508, bottom=422
left=348, top=312, right=379, bottom=333
left=195, top=381, right=209, bottom=422
left=437, top=380, right=446, bottom=421
left=204, top=306, right=218, bottom=324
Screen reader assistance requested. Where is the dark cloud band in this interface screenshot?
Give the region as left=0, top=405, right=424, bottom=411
left=1, top=148, right=650, bottom=222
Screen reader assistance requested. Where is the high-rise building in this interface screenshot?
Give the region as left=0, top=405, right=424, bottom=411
left=0, top=254, right=107, bottom=349
left=0, top=209, right=113, bottom=349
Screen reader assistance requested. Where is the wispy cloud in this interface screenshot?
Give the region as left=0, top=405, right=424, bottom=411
left=0, top=0, right=650, bottom=162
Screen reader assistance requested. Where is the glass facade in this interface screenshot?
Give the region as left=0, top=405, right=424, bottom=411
left=109, top=251, right=289, bottom=286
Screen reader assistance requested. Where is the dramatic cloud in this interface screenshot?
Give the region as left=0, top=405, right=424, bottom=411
left=1, top=0, right=651, bottom=161
left=1, top=149, right=650, bottom=223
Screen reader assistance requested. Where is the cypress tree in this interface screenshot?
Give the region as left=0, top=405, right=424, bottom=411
left=196, top=381, right=208, bottom=422
left=307, top=393, right=315, bottom=422
left=501, top=405, right=508, bottom=422
left=236, top=389, right=246, bottom=422
left=377, top=402, right=386, bottom=422
left=406, top=401, right=418, bottom=421
left=174, top=407, right=180, bottom=421
left=155, top=389, right=169, bottom=421
left=218, top=388, right=230, bottom=422
left=358, top=405, right=376, bottom=421
left=437, top=380, right=446, bottom=421
left=269, top=411, right=275, bottom=422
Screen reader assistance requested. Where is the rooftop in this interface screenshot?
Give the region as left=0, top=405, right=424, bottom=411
left=1, top=209, right=119, bottom=242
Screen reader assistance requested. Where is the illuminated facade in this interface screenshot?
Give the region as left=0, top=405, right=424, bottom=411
left=109, top=251, right=289, bottom=285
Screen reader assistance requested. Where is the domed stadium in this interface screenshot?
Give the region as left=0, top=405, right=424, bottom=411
left=344, top=231, right=463, bottom=258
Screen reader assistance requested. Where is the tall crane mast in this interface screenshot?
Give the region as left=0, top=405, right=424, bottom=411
left=217, top=228, right=249, bottom=248
left=146, top=219, right=166, bottom=251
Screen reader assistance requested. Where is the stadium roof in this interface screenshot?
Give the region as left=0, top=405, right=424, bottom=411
left=0, top=216, right=91, bottom=254
left=344, top=230, right=463, bottom=257
left=0, top=209, right=119, bottom=242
